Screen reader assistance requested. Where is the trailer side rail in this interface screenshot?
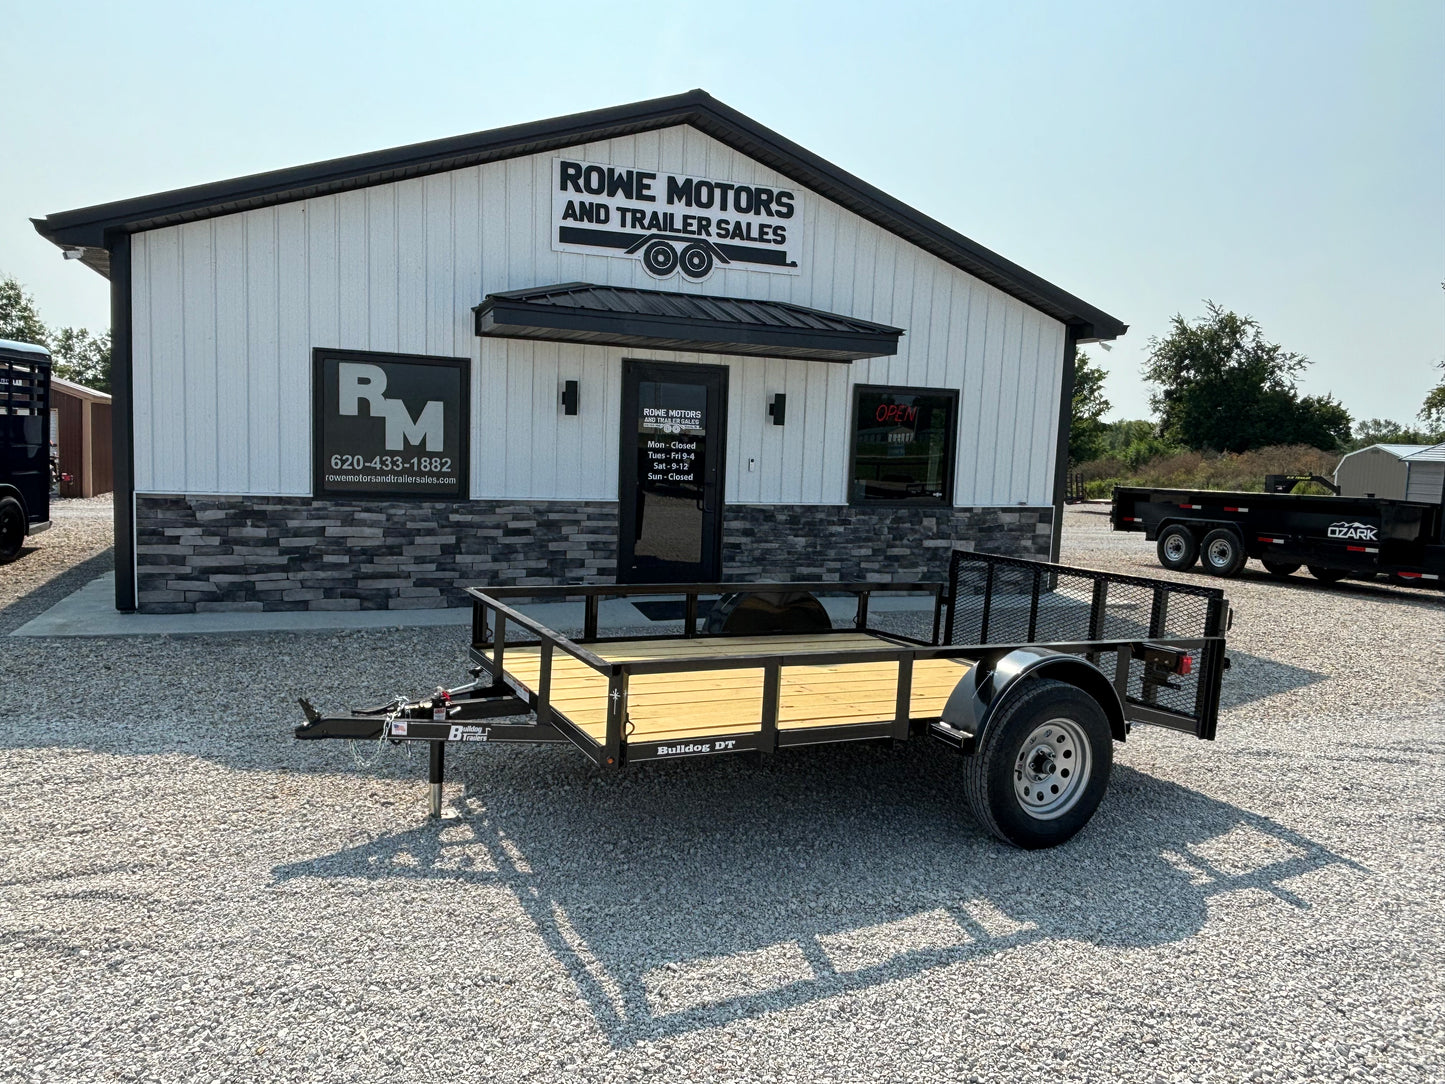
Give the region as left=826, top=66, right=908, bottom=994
left=464, top=561, right=1225, bottom=756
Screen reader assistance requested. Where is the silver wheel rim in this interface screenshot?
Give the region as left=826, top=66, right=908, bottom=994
left=1207, top=538, right=1234, bottom=568
left=1013, top=717, right=1091, bottom=820
left=1163, top=534, right=1188, bottom=562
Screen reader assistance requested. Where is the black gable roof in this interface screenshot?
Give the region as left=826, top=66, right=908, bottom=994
left=32, top=90, right=1126, bottom=340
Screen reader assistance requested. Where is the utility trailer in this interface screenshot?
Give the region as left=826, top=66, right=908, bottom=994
left=1113, top=485, right=1445, bottom=588
left=297, top=551, right=1230, bottom=849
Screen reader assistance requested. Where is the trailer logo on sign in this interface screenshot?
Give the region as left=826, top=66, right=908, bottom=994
left=1327, top=521, right=1379, bottom=541
left=552, top=158, right=803, bottom=281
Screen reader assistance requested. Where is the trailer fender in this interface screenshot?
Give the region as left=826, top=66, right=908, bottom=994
left=941, top=648, right=1127, bottom=750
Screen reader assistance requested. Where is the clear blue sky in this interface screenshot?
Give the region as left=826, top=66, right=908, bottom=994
left=2, top=0, right=1441, bottom=423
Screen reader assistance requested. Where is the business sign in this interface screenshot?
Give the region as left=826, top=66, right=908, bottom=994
left=551, top=157, right=803, bottom=282
left=313, top=348, right=469, bottom=499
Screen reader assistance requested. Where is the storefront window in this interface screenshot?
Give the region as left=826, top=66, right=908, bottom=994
left=848, top=386, right=957, bottom=505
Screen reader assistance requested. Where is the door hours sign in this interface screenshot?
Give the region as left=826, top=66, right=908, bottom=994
left=313, top=348, right=469, bottom=499
left=552, top=158, right=804, bottom=282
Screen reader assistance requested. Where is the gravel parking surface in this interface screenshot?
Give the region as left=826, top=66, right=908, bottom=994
left=1, top=506, right=1442, bottom=1082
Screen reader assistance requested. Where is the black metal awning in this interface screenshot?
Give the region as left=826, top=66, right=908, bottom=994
left=473, top=282, right=903, bottom=363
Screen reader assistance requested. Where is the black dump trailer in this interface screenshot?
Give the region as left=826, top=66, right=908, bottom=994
left=1113, top=485, right=1445, bottom=588
left=297, top=550, right=1231, bottom=850
left=0, top=339, right=53, bottom=563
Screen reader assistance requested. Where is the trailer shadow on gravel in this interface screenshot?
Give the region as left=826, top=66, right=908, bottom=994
left=272, top=744, right=1363, bottom=1047
left=0, top=548, right=114, bottom=635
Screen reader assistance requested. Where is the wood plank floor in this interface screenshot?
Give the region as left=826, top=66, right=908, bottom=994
left=485, top=633, right=972, bottom=744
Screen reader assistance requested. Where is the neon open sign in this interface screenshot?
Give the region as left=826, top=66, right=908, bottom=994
left=875, top=403, right=919, bottom=425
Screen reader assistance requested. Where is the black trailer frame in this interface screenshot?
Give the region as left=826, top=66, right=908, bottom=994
left=1112, top=484, right=1445, bottom=586
left=298, top=551, right=1230, bottom=830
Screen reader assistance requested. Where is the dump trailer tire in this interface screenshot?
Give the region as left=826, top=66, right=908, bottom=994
left=1200, top=528, right=1246, bottom=577
left=1308, top=565, right=1348, bottom=584
left=1262, top=561, right=1301, bottom=578
left=0, top=497, right=25, bottom=563
left=1156, top=525, right=1198, bottom=571
left=963, top=678, right=1114, bottom=849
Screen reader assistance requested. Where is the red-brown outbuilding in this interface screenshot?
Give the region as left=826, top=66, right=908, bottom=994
left=51, top=375, right=112, bottom=498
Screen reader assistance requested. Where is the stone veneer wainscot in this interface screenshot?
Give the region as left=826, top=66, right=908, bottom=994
left=133, top=496, right=1053, bottom=613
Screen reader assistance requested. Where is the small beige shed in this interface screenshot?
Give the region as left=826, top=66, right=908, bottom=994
left=1333, top=444, right=1429, bottom=499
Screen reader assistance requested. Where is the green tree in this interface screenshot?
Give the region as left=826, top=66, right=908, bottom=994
left=51, top=326, right=112, bottom=393
left=1289, top=392, right=1353, bottom=451
left=1142, top=301, right=1351, bottom=452
left=1068, top=351, right=1111, bottom=463
left=1099, top=418, right=1180, bottom=469
left=0, top=276, right=51, bottom=346
left=1347, top=416, right=1443, bottom=451
left=1421, top=360, right=1445, bottom=432
left=0, top=274, right=111, bottom=392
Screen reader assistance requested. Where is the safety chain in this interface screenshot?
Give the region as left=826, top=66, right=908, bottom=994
left=347, top=694, right=410, bottom=769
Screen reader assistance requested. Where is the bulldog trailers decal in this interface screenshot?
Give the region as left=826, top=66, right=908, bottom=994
left=551, top=158, right=803, bottom=281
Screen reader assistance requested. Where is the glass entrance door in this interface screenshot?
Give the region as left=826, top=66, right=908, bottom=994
left=618, top=360, right=727, bottom=584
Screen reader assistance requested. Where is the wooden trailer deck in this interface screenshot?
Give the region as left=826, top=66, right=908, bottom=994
left=485, top=632, right=972, bottom=744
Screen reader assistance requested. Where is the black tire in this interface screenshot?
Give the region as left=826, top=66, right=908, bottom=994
left=963, top=679, right=1114, bottom=849
left=1307, top=565, right=1348, bottom=583
left=0, top=496, right=26, bottom=563
left=1262, top=561, right=1300, bottom=578
left=1200, top=528, right=1246, bottom=577
left=679, top=243, right=714, bottom=279
left=641, top=240, right=679, bottom=277
left=1156, top=524, right=1198, bottom=571
left=704, top=590, right=830, bottom=635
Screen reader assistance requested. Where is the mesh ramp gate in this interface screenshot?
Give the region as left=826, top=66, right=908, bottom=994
left=944, top=551, right=1229, bottom=738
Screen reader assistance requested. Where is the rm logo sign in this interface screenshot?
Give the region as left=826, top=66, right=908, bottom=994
left=313, top=348, right=470, bottom=499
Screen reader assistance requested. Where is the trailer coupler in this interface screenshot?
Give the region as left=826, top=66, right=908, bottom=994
left=294, top=680, right=568, bottom=817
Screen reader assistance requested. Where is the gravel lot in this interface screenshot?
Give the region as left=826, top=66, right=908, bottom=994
left=1, top=505, right=1442, bottom=1082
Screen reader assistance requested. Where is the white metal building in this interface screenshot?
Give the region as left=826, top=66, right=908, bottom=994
left=34, top=91, right=1126, bottom=613
left=1402, top=444, right=1445, bottom=505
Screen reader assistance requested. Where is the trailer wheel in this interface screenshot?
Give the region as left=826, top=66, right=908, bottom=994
left=679, top=243, right=714, bottom=279
left=1307, top=565, right=1348, bottom=584
left=0, top=497, right=25, bottom=563
left=1156, top=525, right=1198, bottom=571
left=641, top=240, right=679, bottom=277
left=1262, top=561, right=1300, bottom=578
left=963, top=678, right=1113, bottom=849
left=1200, top=529, right=1246, bottom=577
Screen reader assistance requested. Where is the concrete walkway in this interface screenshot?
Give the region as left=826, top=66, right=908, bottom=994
left=11, top=572, right=938, bottom=638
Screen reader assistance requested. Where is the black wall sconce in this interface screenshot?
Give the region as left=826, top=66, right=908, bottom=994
left=768, top=393, right=786, bottom=426
left=561, top=379, right=579, bottom=416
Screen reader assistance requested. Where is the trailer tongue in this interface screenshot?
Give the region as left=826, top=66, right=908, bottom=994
left=297, top=551, right=1230, bottom=849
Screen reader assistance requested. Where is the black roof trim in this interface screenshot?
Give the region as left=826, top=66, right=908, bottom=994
left=33, top=90, right=1126, bottom=339
left=474, top=282, right=902, bottom=363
